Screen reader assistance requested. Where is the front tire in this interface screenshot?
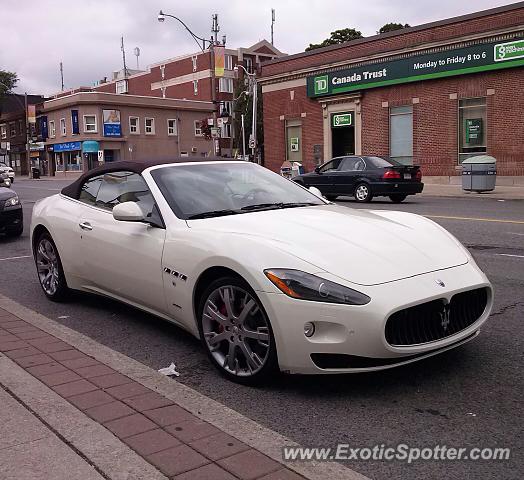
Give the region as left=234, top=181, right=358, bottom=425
left=389, top=194, right=407, bottom=203
left=197, top=276, right=278, bottom=385
left=354, top=183, right=373, bottom=203
left=34, top=232, right=69, bottom=302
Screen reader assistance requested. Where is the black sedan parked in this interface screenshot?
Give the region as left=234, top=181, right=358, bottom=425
left=293, top=156, right=424, bottom=203
left=0, top=187, right=23, bottom=237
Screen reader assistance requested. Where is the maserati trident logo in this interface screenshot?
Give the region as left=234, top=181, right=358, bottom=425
left=435, top=278, right=446, bottom=287
left=439, top=304, right=451, bottom=331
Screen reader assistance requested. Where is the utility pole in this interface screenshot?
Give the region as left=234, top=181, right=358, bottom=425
left=210, top=14, right=219, bottom=156
left=25, top=93, right=31, bottom=178
left=241, top=114, right=246, bottom=160
left=271, top=9, right=275, bottom=45
left=121, top=36, right=129, bottom=77
left=60, top=62, right=64, bottom=91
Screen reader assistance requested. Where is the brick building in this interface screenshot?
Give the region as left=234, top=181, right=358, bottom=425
left=66, top=40, right=284, bottom=156
left=38, top=91, right=214, bottom=177
left=0, top=94, right=46, bottom=176
left=260, top=3, right=524, bottom=183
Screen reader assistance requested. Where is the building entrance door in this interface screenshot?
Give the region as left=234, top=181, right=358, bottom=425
left=331, top=112, right=355, bottom=157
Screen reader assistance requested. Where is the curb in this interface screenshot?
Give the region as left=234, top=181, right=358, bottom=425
left=0, top=294, right=369, bottom=480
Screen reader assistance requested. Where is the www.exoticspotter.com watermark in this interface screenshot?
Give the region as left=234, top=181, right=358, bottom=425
left=282, top=444, right=511, bottom=464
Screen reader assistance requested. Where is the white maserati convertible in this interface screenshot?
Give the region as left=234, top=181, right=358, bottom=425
left=31, top=160, right=492, bottom=384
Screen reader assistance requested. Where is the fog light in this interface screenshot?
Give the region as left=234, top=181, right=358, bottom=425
left=304, top=322, right=315, bottom=338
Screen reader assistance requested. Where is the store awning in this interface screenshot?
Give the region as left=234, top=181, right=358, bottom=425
left=82, top=141, right=99, bottom=153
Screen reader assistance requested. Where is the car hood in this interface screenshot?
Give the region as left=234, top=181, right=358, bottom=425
left=0, top=187, right=15, bottom=200
left=187, top=204, right=468, bottom=286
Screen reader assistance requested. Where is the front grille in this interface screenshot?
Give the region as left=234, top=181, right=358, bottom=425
left=385, top=287, right=488, bottom=346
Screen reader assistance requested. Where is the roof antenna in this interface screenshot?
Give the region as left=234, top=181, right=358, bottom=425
left=59, top=61, right=64, bottom=90
left=271, top=9, right=275, bottom=45
left=121, top=36, right=129, bottom=77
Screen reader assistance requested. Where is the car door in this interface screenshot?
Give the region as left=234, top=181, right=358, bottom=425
left=309, top=158, right=343, bottom=195
left=330, top=157, right=367, bottom=195
left=77, top=171, right=168, bottom=314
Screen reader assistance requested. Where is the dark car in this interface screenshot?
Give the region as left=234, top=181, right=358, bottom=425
left=0, top=187, right=23, bottom=237
left=293, top=156, right=424, bottom=203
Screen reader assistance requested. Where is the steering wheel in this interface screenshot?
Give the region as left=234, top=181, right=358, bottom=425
left=241, top=188, right=270, bottom=202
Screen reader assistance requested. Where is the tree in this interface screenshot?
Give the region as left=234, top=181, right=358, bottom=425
left=199, top=118, right=212, bottom=140
left=306, top=28, right=363, bottom=51
left=378, top=23, right=410, bottom=34
left=0, top=70, right=18, bottom=97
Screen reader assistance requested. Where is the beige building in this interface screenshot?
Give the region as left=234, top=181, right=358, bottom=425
left=39, top=91, right=214, bottom=176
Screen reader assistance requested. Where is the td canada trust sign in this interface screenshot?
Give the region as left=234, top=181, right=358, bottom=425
left=307, top=39, right=524, bottom=98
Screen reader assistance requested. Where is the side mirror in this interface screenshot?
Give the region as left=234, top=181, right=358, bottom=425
left=314, top=166, right=321, bottom=174
left=112, top=202, right=145, bottom=222
left=308, top=186, right=324, bottom=199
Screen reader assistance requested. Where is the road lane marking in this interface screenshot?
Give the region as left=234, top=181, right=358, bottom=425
left=496, top=254, right=524, bottom=259
left=0, top=255, right=31, bottom=261
left=508, top=232, right=524, bottom=236
left=427, top=215, right=524, bottom=225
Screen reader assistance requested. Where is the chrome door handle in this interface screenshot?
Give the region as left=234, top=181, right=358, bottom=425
left=79, top=221, right=93, bottom=231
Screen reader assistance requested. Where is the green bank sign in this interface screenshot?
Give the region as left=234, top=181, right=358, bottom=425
left=308, top=39, right=524, bottom=98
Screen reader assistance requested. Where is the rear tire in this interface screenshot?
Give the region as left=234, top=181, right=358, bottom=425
left=34, top=232, right=69, bottom=302
left=325, top=195, right=338, bottom=201
left=354, top=183, right=373, bottom=203
left=389, top=194, right=407, bottom=203
left=197, top=275, right=278, bottom=385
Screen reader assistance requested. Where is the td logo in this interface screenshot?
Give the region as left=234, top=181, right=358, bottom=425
left=314, top=75, right=329, bottom=95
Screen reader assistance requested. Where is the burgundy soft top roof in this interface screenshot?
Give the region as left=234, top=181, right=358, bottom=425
left=60, top=157, right=226, bottom=199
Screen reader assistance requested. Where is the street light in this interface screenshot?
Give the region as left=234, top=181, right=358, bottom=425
left=158, top=10, right=222, bottom=155
left=234, top=64, right=258, bottom=163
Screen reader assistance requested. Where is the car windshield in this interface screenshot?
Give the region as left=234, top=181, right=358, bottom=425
left=151, top=162, right=325, bottom=219
left=365, top=156, right=403, bottom=168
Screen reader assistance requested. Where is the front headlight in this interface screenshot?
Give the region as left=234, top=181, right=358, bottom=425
left=264, top=269, right=370, bottom=305
left=4, top=196, right=19, bottom=207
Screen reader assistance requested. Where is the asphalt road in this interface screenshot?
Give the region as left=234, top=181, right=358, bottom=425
left=1, top=179, right=522, bottom=480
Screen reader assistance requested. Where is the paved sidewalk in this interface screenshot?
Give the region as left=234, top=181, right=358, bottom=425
left=0, top=308, right=302, bottom=480
left=0, top=300, right=363, bottom=480
left=421, top=183, right=524, bottom=200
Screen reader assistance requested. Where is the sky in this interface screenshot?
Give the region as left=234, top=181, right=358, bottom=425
left=0, top=0, right=518, bottom=95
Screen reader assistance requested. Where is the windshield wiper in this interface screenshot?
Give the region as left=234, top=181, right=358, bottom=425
left=241, top=202, right=319, bottom=212
left=187, top=209, right=240, bottom=219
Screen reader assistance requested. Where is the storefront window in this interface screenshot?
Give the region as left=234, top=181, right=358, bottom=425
left=390, top=105, right=413, bottom=165
left=459, top=97, right=486, bottom=163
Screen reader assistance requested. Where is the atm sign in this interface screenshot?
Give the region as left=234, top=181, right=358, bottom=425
left=332, top=112, right=353, bottom=128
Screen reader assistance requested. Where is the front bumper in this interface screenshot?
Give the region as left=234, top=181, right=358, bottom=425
left=258, top=262, right=492, bottom=374
left=0, top=205, right=23, bottom=232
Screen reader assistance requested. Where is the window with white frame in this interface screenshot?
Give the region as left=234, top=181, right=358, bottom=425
left=221, top=100, right=233, bottom=116
left=49, top=120, right=56, bottom=137
left=129, top=116, right=140, bottom=134
left=60, top=118, right=66, bottom=136
left=0, top=124, right=6, bottom=139
left=219, top=77, right=233, bottom=93
left=191, top=56, right=197, bottom=72
left=116, top=79, right=128, bottom=94
left=9, top=122, right=16, bottom=136
left=145, top=117, right=155, bottom=134
left=225, top=54, right=233, bottom=71
left=84, top=115, right=97, bottom=133
left=193, top=79, right=198, bottom=96
left=221, top=123, right=232, bottom=138
left=245, top=57, right=254, bottom=74
left=194, top=120, right=203, bottom=136
left=167, top=119, right=177, bottom=136
left=389, top=105, right=413, bottom=165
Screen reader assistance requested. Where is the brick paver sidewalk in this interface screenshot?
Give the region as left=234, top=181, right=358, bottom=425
left=0, top=307, right=303, bottom=480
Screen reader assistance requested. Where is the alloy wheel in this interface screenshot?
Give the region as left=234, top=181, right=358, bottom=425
left=355, top=184, right=369, bottom=201
left=201, top=285, right=271, bottom=377
left=36, top=238, right=60, bottom=296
